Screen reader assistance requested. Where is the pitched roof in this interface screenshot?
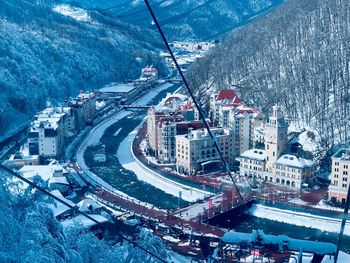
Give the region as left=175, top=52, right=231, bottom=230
left=216, top=89, right=241, bottom=104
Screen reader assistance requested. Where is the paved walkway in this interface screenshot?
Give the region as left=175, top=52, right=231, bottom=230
left=95, top=188, right=224, bottom=237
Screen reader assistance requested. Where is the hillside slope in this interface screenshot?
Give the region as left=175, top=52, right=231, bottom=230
left=0, top=0, right=165, bottom=137
left=187, top=0, right=350, bottom=148
left=65, top=0, right=284, bottom=40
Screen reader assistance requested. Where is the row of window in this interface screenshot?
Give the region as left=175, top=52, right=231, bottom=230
left=334, top=162, right=349, bottom=169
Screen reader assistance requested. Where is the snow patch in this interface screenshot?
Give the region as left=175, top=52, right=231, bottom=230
left=53, top=4, right=90, bottom=22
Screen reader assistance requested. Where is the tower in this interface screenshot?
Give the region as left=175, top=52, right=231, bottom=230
left=265, top=105, right=288, bottom=172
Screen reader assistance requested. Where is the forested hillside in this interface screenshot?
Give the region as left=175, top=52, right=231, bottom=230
left=187, top=0, right=350, bottom=149
left=0, top=0, right=165, bottom=137
left=64, top=0, right=284, bottom=40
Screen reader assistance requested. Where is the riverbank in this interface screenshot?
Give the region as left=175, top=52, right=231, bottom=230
left=76, top=82, right=201, bottom=209
left=117, top=121, right=211, bottom=202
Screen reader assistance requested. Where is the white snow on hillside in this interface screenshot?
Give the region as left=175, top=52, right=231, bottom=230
left=288, top=122, right=320, bottom=153
left=53, top=4, right=90, bottom=22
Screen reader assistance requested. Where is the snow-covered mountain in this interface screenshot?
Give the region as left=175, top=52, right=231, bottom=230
left=0, top=0, right=165, bottom=137
left=61, top=0, right=284, bottom=40
left=187, top=0, right=350, bottom=149
left=0, top=0, right=283, bottom=138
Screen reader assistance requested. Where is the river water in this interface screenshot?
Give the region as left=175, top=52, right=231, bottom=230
left=83, top=83, right=349, bottom=253
left=84, top=84, right=187, bottom=210
left=209, top=208, right=350, bottom=253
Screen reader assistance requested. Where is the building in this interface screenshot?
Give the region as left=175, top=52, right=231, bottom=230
left=9, top=145, right=40, bottom=166
left=209, top=89, right=241, bottom=126
left=274, top=154, right=317, bottom=188
left=134, top=65, right=158, bottom=89
left=329, top=148, right=350, bottom=203
left=98, top=82, right=141, bottom=104
left=228, top=105, right=264, bottom=156
left=239, top=105, right=317, bottom=188
left=65, top=91, right=97, bottom=130
left=176, top=128, right=234, bottom=175
left=240, top=149, right=266, bottom=179
left=265, top=105, right=289, bottom=173
left=210, top=89, right=263, bottom=155
left=28, top=107, right=75, bottom=158
left=147, top=93, right=190, bottom=156
left=157, top=120, right=207, bottom=164
left=19, top=162, right=71, bottom=194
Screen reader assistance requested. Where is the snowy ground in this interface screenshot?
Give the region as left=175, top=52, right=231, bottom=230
left=117, top=123, right=211, bottom=202
left=314, top=200, right=344, bottom=212
left=174, top=193, right=224, bottom=220
left=249, top=204, right=350, bottom=235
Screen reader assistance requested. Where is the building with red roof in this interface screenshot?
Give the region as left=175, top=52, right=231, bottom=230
left=209, top=89, right=242, bottom=125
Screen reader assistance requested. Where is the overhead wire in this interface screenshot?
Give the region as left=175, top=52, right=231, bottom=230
left=143, top=2, right=350, bottom=262
left=143, top=0, right=250, bottom=211
left=0, top=164, right=167, bottom=263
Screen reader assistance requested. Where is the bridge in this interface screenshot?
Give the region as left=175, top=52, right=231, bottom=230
left=122, top=105, right=151, bottom=109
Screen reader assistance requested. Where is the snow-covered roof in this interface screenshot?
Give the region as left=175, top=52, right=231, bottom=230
left=332, top=148, right=350, bottom=161
left=216, top=89, right=240, bottom=103
left=77, top=198, right=102, bottom=212
left=47, top=190, right=76, bottom=217
left=99, top=83, right=136, bottom=94
left=241, top=149, right=266, bottom=161
left=178, top=128, right=230, bottom=141
left=221, top=230, right=336, bottom=255
left=289, top=130, right=318, bottom=153
left=61, top=214, right=109, bottom=229
left=276, top=154, right=316, bottom=168
left=160, top=93, right=188, bottom=106
left=30, top=107, right=71, bottom=131
left=19, top=164, right=69, bottom=185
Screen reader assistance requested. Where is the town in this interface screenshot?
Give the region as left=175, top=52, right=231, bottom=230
left=1, top=39, right=349, bottom=261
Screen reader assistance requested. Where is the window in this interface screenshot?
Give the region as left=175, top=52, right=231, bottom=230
left=343, top=183, right=347, bottom=188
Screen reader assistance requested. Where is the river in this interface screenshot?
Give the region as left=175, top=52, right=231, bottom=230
left=83, top=82, right=349, bottom=253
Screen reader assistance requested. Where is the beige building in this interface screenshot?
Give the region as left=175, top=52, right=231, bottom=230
left=176, top=128, right=234, bottom=175
left=147, top=106, right=183, bottom=157
left=329, top=148, right=350, bottom=204
left=239, top=105, right=317, bottom=189
left=147, top=93, right=190, bottom=157
left=210, top=89, right=263, bottom=156
left=228, top=106, right=264, bottom=156
left=265, top=105, right=289, bottom=172
left=240, top=149, right=266, bottom=178
left=157, top=120, right=207, bottom=164
left=275, top=154, right=317, bottom=188
left=209, top=89, right=241, bottom=126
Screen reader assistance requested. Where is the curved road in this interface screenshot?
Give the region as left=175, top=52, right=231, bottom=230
left=76, top=82, right=211, bottom=207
